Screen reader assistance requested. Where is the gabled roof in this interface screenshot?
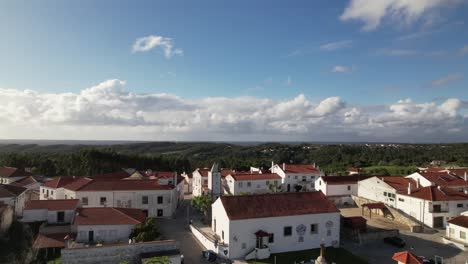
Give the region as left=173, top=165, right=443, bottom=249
left=11, top=176, right=38, bottom=187
left=219, top=191, right=339, bottom=220
left=92, top=171, right=132, bottom=180
left=0, top=167, right=31, bottom=178
left=447, top=169, right=468, bottom=178
left=379, top=176, right=417, bottom=193
left=229, top=173, right=281, bottom=181
left=33, top=233, right=71, bottom=249
left=42, top=176, right=89, bottom=189
left=401, top=186, right=468, bottom=201
left=196, top=168, right=210, bottom=177
left=73, top=179, right=175, bottom=191
left=392, top=251, right=423, bottom=264
left=221, top=169, right=235, bottom=177
left=282, top=164, right=321, bottom=174
left=416, top=172, right=468, bottom=187
left=320, top=175, right=372, bottom=185
left=448, top=215, right=468, bottom=229
left=0, top=184, right=27, bottom=198
left=24, top=199, right=79, bottom=211
left=73, top=208, right=145, bottom=225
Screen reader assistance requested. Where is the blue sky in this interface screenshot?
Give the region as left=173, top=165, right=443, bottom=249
left=0, top=0, right=467, bottom=142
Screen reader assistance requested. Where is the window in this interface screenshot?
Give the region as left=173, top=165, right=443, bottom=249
left=57, top=211, right=65, bottom=223
left=100, top=197, right=107, bottom=206
left=157, top=209, right=163, bottom=217
left=457, top=204, right=463, bottom=208
left=294, top=176, right=298, bottom=179
left=461, top=231, right=466, bottom=239
left=310, top=224, right=318, bottom=234
left=302, top=176, right=306, bottom=182
left=65, top=195, right=67, bottom=199
left=268, top=234, right=274, bottom=243
left=222, top=231, right=224, bottom=240
left=42, top=189, right=45, bottom=193
left=347, top=186, right=351, bottom=191
left=157, top=196, right=163, bottom=204
left=283, top=226, right=292, bottom=237
left=327, top=230, right=331, bottom=236
left=241, top=243, right=246, bottom=249
left=384, top=192, right=387, bottom=196
left=398, top=198, right=405, bottom=202
left=274, top=180, right=278, bottom=185
left=51, top=191, right=54, bottom=195
left=239, top=182, right=243, bottom=188
left=204, top=180, right=208, bottom=185
left=82, top=197, right=88, bottom=205
left=142, top=196, right=149, bottom=205
left=247, top=182, right=251, bottom=187
left=266, top=181, right=270, bottom=185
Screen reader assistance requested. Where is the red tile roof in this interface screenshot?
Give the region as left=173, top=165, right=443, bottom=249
left=220, top=191, right=339, bottom=220
left=282, top=164, right=321, bottom=174
left=92, top=171, right=132, bottom=180
left=73, top=208, right=145, bottom=225
left=33, top=233, right=72, bottom=249
left=230, top=173, right=281, bottom=181
left=0, top=167, right=31, bottom=178
left=320, top=175, right=372, bottom=185
left=380, top=176, right=417, bottom=192
left=447, top=169, right=468, bottom=177
left=402, top=186, right=468, bottom=201
left=42, top=176, right=88, bottom=189
left=24, top=199, right=79, bottom=211
left=221, top=169, right=235, bottom=177
left=417, top=172, right=468, bottom=187
left=392, top=251, right=423, bottom=264
left=10, top=176, right=38, bottom=187
left=448, top=215, right=468, bottom=229
left=0, top=184, right=27, bottom=198
left=74, top=179, right=176, bottom=191
left=197, top=168, right=210, bottom=177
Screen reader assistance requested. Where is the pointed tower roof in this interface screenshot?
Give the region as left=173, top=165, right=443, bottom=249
left=210, top=163, right=219, bottom=173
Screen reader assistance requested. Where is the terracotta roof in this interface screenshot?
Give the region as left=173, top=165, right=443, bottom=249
left=33, top=233, right=72, bottom=249
left=10, top=176, right=38, bottom=187
left=42, top=176, right=87, bottom=189
left=320, top=175, right=372, bottom=185
left=447, top=169, right=468, bottom=177
left=0, top=184, right=27, bottom=198
left=0, top=167, right=31, bottom=178
left=73, top=207, right=145, bottom=225
left=282, top=164, right=321, bottom=174
left=220, top=191, right=339, bottom=220
left=24, top=199, right=79, bottom=211
left=62, top=177, right=94, bottom=191
left=420, top=167, right=445, bottom=173
left=221, top=169, right=235, bottom=177
left=392, top=251, right=423, bottom=264
left=401, top=186, right=468, bottom=201
left=230, top=173, right=281, bottom=181
left=74, top=179, right=175, bottom=191
left=92, top=171, right=132, bottom=180
left=197, top=168, right=210, bottom=177
left=380, top=176, right=417, bottom=192
left=417, top=172, right=468, bottom=187
left=448, top=215, right=468, bottom=229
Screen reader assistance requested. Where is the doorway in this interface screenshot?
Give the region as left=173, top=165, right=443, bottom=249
left=88, top=230, right=94, bottom=243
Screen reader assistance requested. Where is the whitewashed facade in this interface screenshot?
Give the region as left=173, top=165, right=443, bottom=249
left=192, top=164, right=221, bottom=197
left=270, top=163, right=323, bottom=192
left=446, top=212, right=468, bottom=245
left=223, top=174, right=281, bottom=195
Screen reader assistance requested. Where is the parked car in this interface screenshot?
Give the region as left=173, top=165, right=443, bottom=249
left=383, top=236, right=406, bottom=248
left=202, top=250, right=217, bottom=262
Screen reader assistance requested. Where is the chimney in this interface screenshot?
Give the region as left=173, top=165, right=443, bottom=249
left=271, top=161, right=274, bottom=168
left=407, top=182, right=412, bottom=195
left=282, top=163, right=285, bottom=170
left=464, top=189, right=468, bottom=195
left=313, top=163, right=316, bottom=168
left=465, top=172, right=467, bottom=181
left=437, top=185, right=442, bottom=191
left=416, top=179, right=420, bottom=189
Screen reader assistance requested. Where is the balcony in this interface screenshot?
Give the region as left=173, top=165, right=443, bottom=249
left=429, top=207, right=449, bottom=213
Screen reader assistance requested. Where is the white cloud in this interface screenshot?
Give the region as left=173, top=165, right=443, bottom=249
left=340, top=0, right=461, bottom=31
left=331, top=66, right=352, bottom=73
left=0, top=80, right=466, bottom=142
left=374, top=48, right=419, bottom=56
left=132, top=35, right=183, bottom=58
left=459, top=45, right=468, bottom=56
left=320, top=40, right=353, bottom=51
left=427, top=73, right=463, bottom=87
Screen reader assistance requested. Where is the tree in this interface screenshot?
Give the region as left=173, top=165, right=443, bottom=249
left=129, top=218, right=160, bottom=242
left=191, top=195, right=212, bottom=220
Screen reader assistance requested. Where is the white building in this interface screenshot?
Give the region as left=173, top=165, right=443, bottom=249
left=181, top=171, right=193, bottom=194
left=72, top=207, right=146, bottom=243
left=0, top=167, right=32, bottom=184
left=22, top=199, right=80, bottom=224
left=446, top=212, right=468, bottom=245
left=270, top=163, right=323, bottom=192
left=406, top=172, right=468, bottom=192
left=223, top=173, right=281, bottom=195
left=210, top=192, right=340, bottom=260
left=0, top=184, right=28, bottom=216
left=192, top=164, right=222, bottom=198
left=40, top=176, right=184, bottom=218
left=315, top=175, right=371, bottom=206
left=357, top=176, right=417, bottom=208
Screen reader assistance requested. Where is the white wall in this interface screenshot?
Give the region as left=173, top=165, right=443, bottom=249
left=447, top=223, right=468, bottom=244
left=75, top=224, right=134, bottom=243
left=192, top=170, right=208, bottom=196
left=224, top=175, right=279, bottom=195
left=0, top=176, right=25, bottom=184
left=358, top=177, right=398, bottom=207
left=22, top=208, right=75, bottom=224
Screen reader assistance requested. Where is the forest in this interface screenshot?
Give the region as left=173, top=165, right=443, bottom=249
left=0, top=142, right=467, bottom=177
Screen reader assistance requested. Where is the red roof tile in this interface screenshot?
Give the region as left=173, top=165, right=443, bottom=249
left=448, top=169, right=468, bottom=177
left=0, top=167, right=31, bottom=178
left=24, top=199, right=79, bottom=211
left=73, top=208, right=145, bottom=225
left=320, top=175, right=372, bottom=185
left=220, top=191, right=339, bottom=220
left=33, top=233, right=72, bottom=249
left=417, top=172, right=468, bottom=187
left=42, top=176, right=87, bottom=189
left=230, top=173, right=281, bottom=181
left=283, top=164, right=321, bottom=174
left=380, top=176, right=416, bottom=192
left=392, top=251, right=423, bottom=264
left=74, top=179, right=175, bottom=191
left=197, top=168, right=210, bottom=177
left=10, top=176, right=38, bottom=187
left=401, top=186, right=468, bottom=201
left=221, top=169, right=235, bottom=177
left=92, top=171, right=132, bottom=180
left=448, top=215, right=468, bottom=229
left=0, top=184, right=27, bottom=198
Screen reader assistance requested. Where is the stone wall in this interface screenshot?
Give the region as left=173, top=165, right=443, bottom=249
left=61, top=240, right=179, bottom=264
left=352, top=195, right=423, bottom=232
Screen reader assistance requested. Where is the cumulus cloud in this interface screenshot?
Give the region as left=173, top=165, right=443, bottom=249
left=0, top=80, right=466, bottom=142
left=340, top=0, right=462, bottom=31
left=132, top=35, right=183, bottom=58
left=331, top=66, right=352, bottom=73
left=320, top=40, right=353, bottom=51
left=426, top=73, right=463, bottom=88
left=374, top=48, right=419, bottom=56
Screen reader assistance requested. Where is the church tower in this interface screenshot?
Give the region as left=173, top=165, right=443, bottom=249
left=208, top=162, right=222, bottom=199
